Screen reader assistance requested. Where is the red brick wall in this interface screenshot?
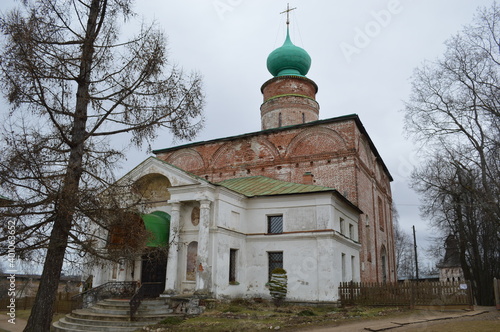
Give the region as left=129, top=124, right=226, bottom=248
left=260, top=95, right=319, bottom=130
left=155, top=117, right=395, bottom=282
left=260, top=76, right=319, bottom=130
left=261, top=76, right=318, bottom=100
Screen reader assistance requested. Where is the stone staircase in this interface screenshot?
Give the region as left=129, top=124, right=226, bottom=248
left=52, top=298, right=179, bottom=332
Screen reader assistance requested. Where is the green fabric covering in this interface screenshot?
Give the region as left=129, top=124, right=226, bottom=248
left=142, top=211, right=170, bottom=247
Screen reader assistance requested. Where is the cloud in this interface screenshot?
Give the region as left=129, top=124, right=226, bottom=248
left=0, top=0, right=491, bottom=265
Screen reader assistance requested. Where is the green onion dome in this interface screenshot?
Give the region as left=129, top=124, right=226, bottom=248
left=267, top=28, right=311, bottom=77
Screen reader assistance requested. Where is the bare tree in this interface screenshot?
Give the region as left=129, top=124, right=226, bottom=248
left=404, top=2, right=500, bottom=305
left=393, top=207, right=414, bottom=279
left=0, top=0, right=204, bottom=330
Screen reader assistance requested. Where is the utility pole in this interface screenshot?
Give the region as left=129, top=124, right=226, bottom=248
left=412, top=225, right=419, bottom=281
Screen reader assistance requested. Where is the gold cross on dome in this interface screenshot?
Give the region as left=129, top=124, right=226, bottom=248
left=280, top=3, right=297, bottom=26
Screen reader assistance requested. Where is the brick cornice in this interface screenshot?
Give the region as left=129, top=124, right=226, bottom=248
left=153, top=114, right=393, bottom=182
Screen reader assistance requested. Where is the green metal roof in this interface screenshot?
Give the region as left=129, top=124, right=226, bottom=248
left=217, top=176, right=334, bottom=197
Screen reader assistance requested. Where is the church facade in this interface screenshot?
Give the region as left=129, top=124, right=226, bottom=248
left=88, top=25, right=396, bottom=302
left=90, top=157, right=362, bottom=301
left=437, top=234, right=465, bottom=283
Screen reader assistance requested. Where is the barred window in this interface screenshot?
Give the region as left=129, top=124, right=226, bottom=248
left=268, top=251, right=283, bottom=281
left=267, top=215, right=283, bottom=234
left=229, top=249, right=237, bottom=283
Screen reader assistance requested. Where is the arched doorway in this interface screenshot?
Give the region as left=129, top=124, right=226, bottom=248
left=141, top=250, right=168, bottom=291
left=140, top=211, right=170, bottom=292
left=132, top=173, right=172, bottom=292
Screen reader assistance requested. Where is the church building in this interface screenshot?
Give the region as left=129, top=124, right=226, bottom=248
left=88, top=21, right=396, bottom=302
left=437, top=234, right=465, bottom=283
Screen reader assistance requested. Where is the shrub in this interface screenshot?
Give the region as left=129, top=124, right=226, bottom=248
left=222, top=305, right=243, bottom=313
left=298, top=309, right=316, bottom=316
left=159, top=316, right=184, bottom=325
left=268, top=268, right=287, bottom=306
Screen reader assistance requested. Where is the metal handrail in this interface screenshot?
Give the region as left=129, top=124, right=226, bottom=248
left=129, top=282, right=164, bottom=320
left=71, top=281, right=138, bottom=310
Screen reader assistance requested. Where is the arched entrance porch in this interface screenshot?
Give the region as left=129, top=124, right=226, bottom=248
left=140, top=211, right=170, bottom=292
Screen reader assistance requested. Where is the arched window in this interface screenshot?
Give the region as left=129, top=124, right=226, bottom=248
left=186, top=241, right=198, bottom=281
left=381, top=246, right=387, bottom=283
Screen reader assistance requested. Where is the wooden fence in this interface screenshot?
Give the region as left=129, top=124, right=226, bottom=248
left=494, top=278, right=500, bottom=310
left=339, top=281, right=473, bottom=309
left=0, top=292, right=78, bottom=313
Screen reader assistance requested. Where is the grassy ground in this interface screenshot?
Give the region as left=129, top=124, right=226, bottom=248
left=0, top=309, right=66, bottom=331
left=142, top=299, right=409, bottom=332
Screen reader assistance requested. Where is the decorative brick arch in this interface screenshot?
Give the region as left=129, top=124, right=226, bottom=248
left=210, top=137, right=279, bottom=169
left=166, top=148, right=205, bottom=171
left=285, top=127, right=347, bottom=158
left=358, top=137, right=374, bottom=169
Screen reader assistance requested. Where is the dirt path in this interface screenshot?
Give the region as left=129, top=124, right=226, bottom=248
left=1, top=307, right=498, bottom=332
left=0, top=316, right=27, bottom=332
left=296, top=306, right=499, bottom=332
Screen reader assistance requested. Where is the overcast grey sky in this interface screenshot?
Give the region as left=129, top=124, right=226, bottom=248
left=128, top=0, right=493, bottom=266
left=0, top=0, right=494, bottom=268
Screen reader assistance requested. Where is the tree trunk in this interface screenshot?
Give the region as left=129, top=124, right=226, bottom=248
left=23, top=1, right=102, bottom=330
left=23, top=213, right=73, bottom=330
